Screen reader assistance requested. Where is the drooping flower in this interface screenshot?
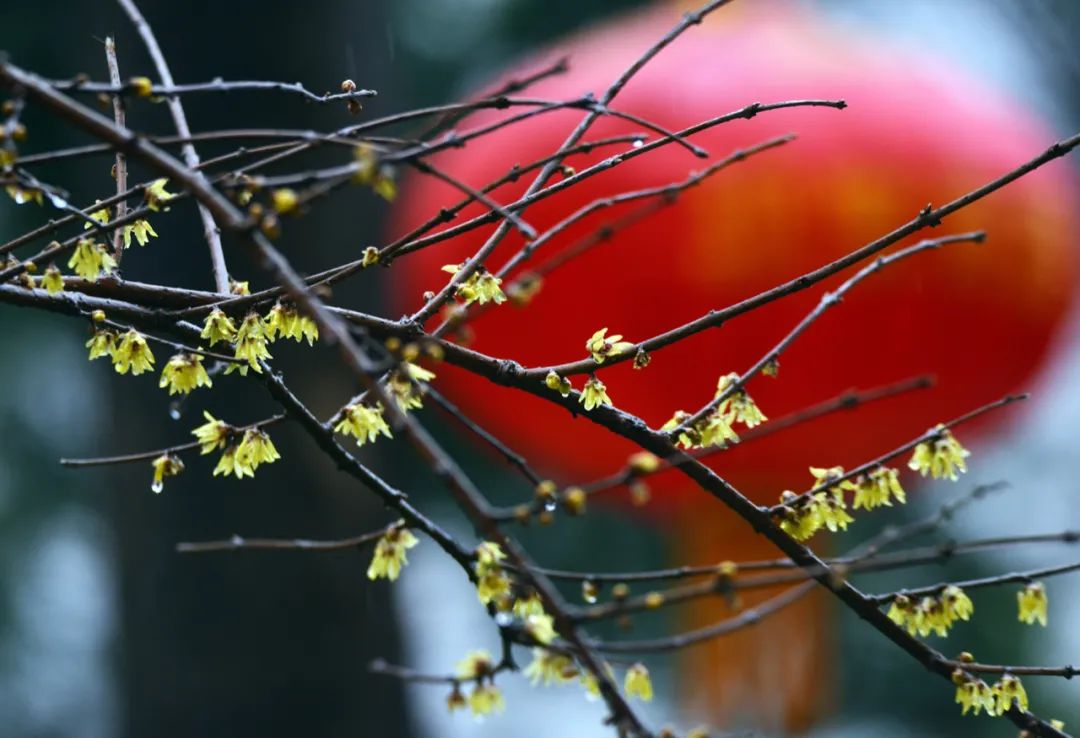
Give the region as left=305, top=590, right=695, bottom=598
left=144, top=179, right=174, bottom=211
left=908, top=425, right=970, bottom=481
left=387, top=362, right=435, bottom=412
left=523, top=612, right=557, bottom=646
left=271, top=188, right=299, bottom=214
left=467, top=684, right=504, bottom=717
left=1017, top=582, right=1048, bottom=626
left=367, top=524, right=419, bottom=581
left=41, top=265, right=64, bottom=294
left=852, top=466, right=907, bottom=510
left=112, top=329, right=155, bottom=375
left=579, top=376, right=611, bottom=411
left=235, top=429, right=280, bottom=472
left=623, top=663, right=653, bottom=701
left=523, top=648, right=577, bottom=686
left=233, top=313, right=272, bottom=371
left=86, top=330, right=118, bottom=361
left=200, top=308, right=237, bottom=346
left=83, top=204, right=109, bottom=230
left=150, top=453, right=184, bottom=494
left=191, top=411, right=229, bottom=454
left=992, top=674, right=1029, bottom=713
left=953, top=671, right=998, bottom=717
left=159, top=353, right=212, bottom=395
left=334, top=403, right=392, bottom=446
left=122, top=219, right=157, bottom=248
left=68, top=239, right=116, bottom=281
left=264, top=302, right=318, bottom=345
left=714, top=372, right=766, bottom=428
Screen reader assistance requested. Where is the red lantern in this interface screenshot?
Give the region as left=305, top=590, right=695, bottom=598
left=390, top=3, right=1078, bottom=730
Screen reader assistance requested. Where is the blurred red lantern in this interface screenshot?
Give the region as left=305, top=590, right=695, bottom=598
left=390, top=2, right=1078, bottom=731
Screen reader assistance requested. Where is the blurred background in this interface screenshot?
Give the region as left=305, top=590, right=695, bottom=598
left=1, top=1, right=1079, bottom=736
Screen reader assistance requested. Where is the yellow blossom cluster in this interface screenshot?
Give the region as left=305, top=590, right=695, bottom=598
left=474, top=541, right=512, bottom=608
left=86, top=328, right=156, bottom=375
left=68, top=239, right=117, bottom=281
left=387, top=362, right=436, bottom=413
left=84, top=204, right=157, bottom=248
left=953, top=670, right=1029, bottom=717
left=264, top=302, right=319, bottom=345
left=908, top=425, right=970, bottom=481
left=367, top=523, right=419, bottom=581
left=159, top=353, right=212, bottom=395
left=232, top=313, right=273, bottom=371
left=778, top=487, right=854, bottom=541
left=585, top=328, right=634, bottom=364
left=150, top=453, right=184, bottom=494
left=886, top=586, right=974, bottom=637
left=191, top=413, right=280, bottom=479
left=334, top=403, right=392, bottom=447
left=661, top=374, right=765, bottom=450
left=41, top=265, right=64, bottom=294
left=1017, top=582, right=1049, bottom=626
left=442, top=263, right=507, bottom=306
left=451, top=650, right=504, bottom=718
left=523, top=648, right=578, bottom=686
left=851, top=466, right=906, bottom=510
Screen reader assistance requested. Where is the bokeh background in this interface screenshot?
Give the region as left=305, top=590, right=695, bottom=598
left=1, top=1, right=1078, bottom=737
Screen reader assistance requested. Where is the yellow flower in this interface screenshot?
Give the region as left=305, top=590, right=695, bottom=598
left=67, top=239, right=116, bottom=281
left=144, top=179, right=174, bottom=211
left=229, top=280, right=250, bottom=296
left=200, top=309, right=237, bottom=346
left=777, top=489, right=852, bottom=541
left=236, top=429, right=280, bottom=471
left=475, top=541, right=506, bottom=570
left=512, top=591, right=544, bottom=619
left=334, top=403, right=392, bottom=446
left=191, top=411, right=229, bottom=454
left=941, top=585, right=974, bottom=626
left=387, top=362, right=434, bottom=412
left=992, top=674, right=1028, bottom=714
left=457, top=649, right=495, bottom=680
left=271, top=188, right=299, bottom=214
left=714, top=373, right=766, bottom=428
left=361, top=246, right=380, bottom=267
left=585, top=328, right=634, bottom=364
left=476, top=567, right=512, bottom=607
left=908, top=425, right=970, bottom=481
left=1017, top=582, right=1048, bottom=626
left=467, top=684, right=504, bottom=717
left=159, top=353, right=212, bottom=395
left=86, top=330, right=117, bottom=361
left=579, top=376, right=611, bottom=411
left=698, top=410, right=740, bottom=448
left=41, top=265, right=64, bottom=294
left=264, top=303, right=318, bottom=345
left=441, top=264, right=506, bottom=306
left=623, top=663, right=653, bottom=701
left=112, top=329, right=155, bottom=375
left=523, top=612, right=557, bottom=646
left=544, top=370, right=572, bottom=397
left=129, top=76, right=153, bottom=97
left=6, top=185, right=43, bottom=205
left=953, top=671, right=997, bottom=716
left=852, top=467, right=906, bottom=510
left=122, top=219, right=157, bottom=248
left=367, top=524, right=419, bottom=581
left=150, top=453, right=184, bottom=494
left=212, top=444, right=249, bottom=479
left=353, top=144, right=397, bottom=201
left=523, top=648, right=577, bottom=686
left=83, top=205, right=109, bottom=230
left=234, top=313, right=272, bottom=371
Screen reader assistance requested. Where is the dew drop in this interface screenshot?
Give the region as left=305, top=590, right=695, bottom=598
left=632, top=139, right=644, bottom=149
left=494, top=611, right=513, bottom=627
left=151, top=480, right=164, bottom=494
